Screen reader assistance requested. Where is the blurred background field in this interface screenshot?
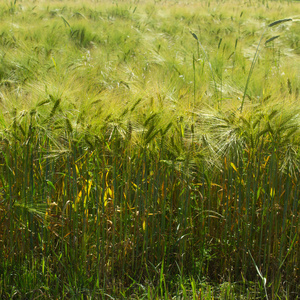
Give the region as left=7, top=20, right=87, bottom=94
left=0, top=0, right=299, bottom=298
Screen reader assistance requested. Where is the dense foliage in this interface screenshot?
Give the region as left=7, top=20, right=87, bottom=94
left=0, top=0, right=299, bottom=298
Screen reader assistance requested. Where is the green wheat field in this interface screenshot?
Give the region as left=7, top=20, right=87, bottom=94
left=0, top=0, right=299, bottom=298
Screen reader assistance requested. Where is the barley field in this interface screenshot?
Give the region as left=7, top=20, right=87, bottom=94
left=0, top=0, right=299, bottom=299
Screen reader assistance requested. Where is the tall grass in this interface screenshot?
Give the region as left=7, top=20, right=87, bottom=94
left=0, top=0, right=300, bottom=298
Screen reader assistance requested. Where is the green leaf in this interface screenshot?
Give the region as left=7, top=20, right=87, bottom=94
left=47, top=180, right=56, bottom=191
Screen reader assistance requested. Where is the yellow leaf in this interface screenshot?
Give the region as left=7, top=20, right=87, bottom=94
left=104, top=187, right=112, bottom=207
left=270, top=188, right=275, bottom=198
left=75, top=164, right=79, bottom=175
left=142, top=220, right=146, bottom=231
left=105, top=171, right=110, bottom=186
left=87, top=180, right=92, bottom=197
left=231, top=162, right=238, bottom=173
left=77, top=190, right=82, bottom=203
